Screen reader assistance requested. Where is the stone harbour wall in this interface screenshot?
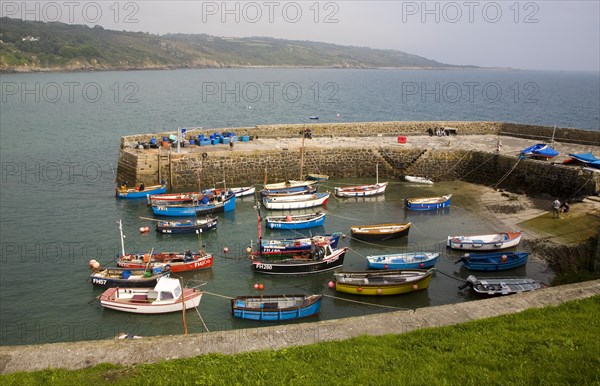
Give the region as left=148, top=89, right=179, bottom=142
left=120, top=121, right=600, bottom=149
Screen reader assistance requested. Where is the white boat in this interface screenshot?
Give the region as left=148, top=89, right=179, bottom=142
left=334, top=164, right=387, bottom=198
left=229, top=186, right=255, bottom=197
left=335, top=182, right=388, bottom=198
left=263, top=180, right=318, bottom=190
left=98, top=277, right=202, bottom=314
left=262, top=192, right=330, bottom=210
left=404, top=175, right=433, bottom=185
left=447, top=231, right=523, bottom=251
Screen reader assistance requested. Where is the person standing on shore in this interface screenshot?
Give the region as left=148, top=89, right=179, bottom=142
left=552, top=198, right=561, bottom=218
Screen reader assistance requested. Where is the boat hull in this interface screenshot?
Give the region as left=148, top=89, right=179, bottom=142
left=117, top=254, right=213, bottom=273
left=116, top=185, right=166, bottom=199
left=231, top=295, right=322, bottom=321
left=367, top=252, right=439, bottom=270
left=265, top=212, right=326, bottom=229
left=464, top=275, right=541, bottom=296
left=156, top=218, right=218, bottom=234
left=404, top=176, right=433, bottom=184
left=262, top=193, right=329, bottom=210
left=447, top=232, right=523, bottom=251
left=457, top=252, right=529, bottom=271
left=259, top=233, right=341, bottom=254
left=334, top=182, right=387, bottom=198
left=334, top=269, right=434, bottom=295
left=99, top=288, right=202, bottom=314
left=90, top=267, right=170, bottom=287
left=151, top=194, right=236, bottom=217
left=252, top=248, right=346, bottom=275
left=350, top=223, right=411, bottom=241
left=405, top=195, right=452, bottom=211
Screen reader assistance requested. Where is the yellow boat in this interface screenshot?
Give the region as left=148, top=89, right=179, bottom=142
left=334, top=269, right=434, bottom=295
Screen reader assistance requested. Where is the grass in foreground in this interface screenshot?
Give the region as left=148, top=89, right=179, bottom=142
left=2, top=295, right=599, bottom=385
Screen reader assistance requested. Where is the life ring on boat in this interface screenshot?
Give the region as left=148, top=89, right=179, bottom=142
left=202, top=152, right=208, bottom=159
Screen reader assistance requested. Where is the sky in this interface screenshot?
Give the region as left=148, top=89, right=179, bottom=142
left=3, top=1, right=599, bottom=71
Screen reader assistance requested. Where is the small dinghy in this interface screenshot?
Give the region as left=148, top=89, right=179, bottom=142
left=366, top=252, right=439, bottom=270
left=405, top=194, right=452, bottom=210
left=350, top=223, right=411, bottom=241
left=459, top=275, right=542, bottom=296
left=455, top=252, right=529, bottom=271
left=447, top=231, right=523, bottom=251
left=98, top=277, right=202, bottom=314
left=404, top=175, right=433, bottom=185
left=333, top=269, right=434, bottom=296
left=231, top=294, right=322, bottom=321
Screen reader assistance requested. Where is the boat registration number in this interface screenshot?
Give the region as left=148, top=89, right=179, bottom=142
left=92, top=278, right=107, bottom=285
left=256, top=264, right=272, bottom=270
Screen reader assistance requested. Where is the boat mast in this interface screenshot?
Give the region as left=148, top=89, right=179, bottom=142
left=376, top=163, right=379, bottom=184
left=300, top=129, right=306, bottom=180
left=118, top=219, right=125, bottom=256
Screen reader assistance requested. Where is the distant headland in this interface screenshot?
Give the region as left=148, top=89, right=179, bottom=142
left=0, top=17, right=483, bottom=73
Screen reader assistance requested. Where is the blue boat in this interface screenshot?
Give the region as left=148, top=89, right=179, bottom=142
left=259, top=233, right=341, bottom=254
left=366, top=252, right=440, bottom=270
left=405, top=194, right=452, bottom=211
left=116, top=184, right=166, bottom=199
left=156, top=216, right=218, bottom=234
left=566, top=152, right=600, bottom=169
left=231, top=294, right=322, bottom=321
left=520, top=143, right=559, bottom=159
left=265, top=211, right=326, bottom=229
left=151, top=193, right=236, bottom=216
left=456, top=252, right=529, bottom=271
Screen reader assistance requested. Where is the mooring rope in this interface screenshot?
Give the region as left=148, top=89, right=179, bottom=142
left=202, top=290, right=234, bottom=300
left=322, top=294, right=411, bottom=310
left=493, top=157, right=522, bottom=188
left=194, top=305, right=210, bottom=332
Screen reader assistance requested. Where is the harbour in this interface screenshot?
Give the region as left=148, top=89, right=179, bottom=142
left=1, top=69, right=599, bottom=349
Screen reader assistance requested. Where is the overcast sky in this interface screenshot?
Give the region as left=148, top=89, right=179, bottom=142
left=4, top=1, right=599, bottom=71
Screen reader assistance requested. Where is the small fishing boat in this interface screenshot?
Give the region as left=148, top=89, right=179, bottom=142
left=459, top=275, right=542, bottom=296
left=261, top=185, right=318, bottom=197
left=252, top=243, right=347, bottom=275
left=306, top=173, right=329, bottom=182
left=148, top=192, right=201, bottom=206
left=405, top=194, right=452, bottom=211
left=366, top=252, right=440, bottom=270
left=262, top=192, right=330, bottom=210
left=309, top=116, right=319, bottom=120
left=520, top=143, right=559, bottom=159
left=333, top=268, right=434, bottom=296
left=334, top=164, right=387, bottom=198
left=208, top=186, right=255, bottom=197
left=263, top=180, right=319, bottom=191
left=151, top=193, right=236, bottom=216
left=447, top=231, right=523, bottom=251
left=258, top=233, right=342, bottom=254
left=231, top=294, right=322, bottom=321
left=404, top=175, right=433, bottom=185
left=117, top=251, right=213, bottom=273
left=89, top=266, right=170, bottom=287
left=350, top=223, right=411, bottom=241
left=334, top=182, right=388, bottom=198
left=98, top=277, right=202, bottom=314
left=156, top=217, right=218, bottom=234
left=455, top=251, right=529, bottom=271
left=116, top=184, right=166, bottom=199
left=265, top=211, right=326, bottom=229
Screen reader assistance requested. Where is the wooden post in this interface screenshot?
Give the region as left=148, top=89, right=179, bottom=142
left=300, top=134, right=305, bottom=180
left=180, top=277, right=188, bottom=335
left=168, top=150, right=173, bottom=190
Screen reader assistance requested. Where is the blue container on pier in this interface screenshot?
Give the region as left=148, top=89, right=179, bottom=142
left=241, top=136, right=250, bottom=142
left=221, top=137, right=230, bottom=145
